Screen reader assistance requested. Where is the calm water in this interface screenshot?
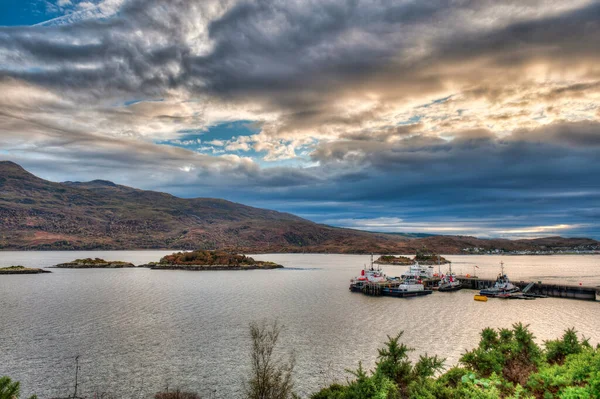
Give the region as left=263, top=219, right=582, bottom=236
left=1, top=252, right=599, bottom=398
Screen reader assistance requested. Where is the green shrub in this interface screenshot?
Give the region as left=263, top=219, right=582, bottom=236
left=461, top=323, right=541, bottom=386
left=0, top=377, right=37, bottom=399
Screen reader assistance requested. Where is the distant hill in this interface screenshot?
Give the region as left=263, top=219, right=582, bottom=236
left=0, top=161, right=598, bottom=253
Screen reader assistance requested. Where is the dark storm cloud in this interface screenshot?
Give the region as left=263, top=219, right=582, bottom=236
left=0, top=0, right=194, bottom=99
left=436, top=2, right=600, bottom=67
left=2, top=0, right=597, bottom=105
left=303, top=121, right=600, bottom=213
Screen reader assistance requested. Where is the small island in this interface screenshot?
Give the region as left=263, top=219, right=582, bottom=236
left=414, top=248, right=450, bottom=265
left=0, top=265, right=51, bottom=274
left=375, top=249, right=450, bottom=266
left=54, top=258, right=136, bottom=268
left=145, top=250, right=283, bottom=270
left=374, top=255, right=413, bottom=265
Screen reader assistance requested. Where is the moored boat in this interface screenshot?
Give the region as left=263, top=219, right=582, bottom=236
left=350, top=255, right=432, bottom=298
left=479, top=261, right=520, bottom=297
left=438, top=262, right=462, bottom=292
left=401, top=261, right=434, bottom=280
left=382, top=276, right=433, bottom=297
left=350, top=255, right=388, bottom=292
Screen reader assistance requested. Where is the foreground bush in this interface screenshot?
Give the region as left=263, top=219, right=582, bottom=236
left=4, top=323, right=599, bottom=399
left=313, top=323, right=600, bottom=399
left=0, top=377, right=36, bottom=399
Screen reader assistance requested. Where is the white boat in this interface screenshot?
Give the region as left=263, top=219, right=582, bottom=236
left=382, top=276, right=433, bottom=297
left=350, top=255, right=388, bottom=292
left=479, top=261, right=520, bottom=297
left=401, top=261, right=434, bottom=279
left=349, top=255, right=432, bottom=297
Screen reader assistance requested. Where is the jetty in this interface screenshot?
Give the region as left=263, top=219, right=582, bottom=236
left=423, top=277, right=600, bottom=301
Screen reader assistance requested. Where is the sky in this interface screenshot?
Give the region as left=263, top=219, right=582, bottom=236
left=1, top=0, right=600, bottom=239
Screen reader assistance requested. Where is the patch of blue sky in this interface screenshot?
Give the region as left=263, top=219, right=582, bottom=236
left=157, top=120, right=267, bottom=162
left=417, top=95, right=453, bottom=109
left=122, top=98, right=163, bottom=106
left=157, top=120, right=258, bottom=148
left=158, top=120, right=316, bottom=167
left=0, top=1, right=56, bottom=26
left=397, top=115, right=422, bottom=125
left=184, top=120, right=259, bottom=143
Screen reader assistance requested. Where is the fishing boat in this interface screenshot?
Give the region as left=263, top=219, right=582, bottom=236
left=438, top=261, right=462, bottom=292
left=401, top=261, right=434, bottom=279
left=382, top=276, right=434, bottom=297
left=349, top=255, right=388, bottom=292
left=479, top=261, right=520, bottom=297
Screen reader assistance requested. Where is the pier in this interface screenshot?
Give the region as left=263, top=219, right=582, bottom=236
left=423, top=277, right=600, bottom=301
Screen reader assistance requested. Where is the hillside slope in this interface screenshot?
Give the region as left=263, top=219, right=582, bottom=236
left=0, top=161, right=411, bottom=252
left=1, top=161, right=597, bottom=253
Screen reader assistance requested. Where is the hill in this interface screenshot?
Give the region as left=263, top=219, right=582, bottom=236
left=0, top=161, right=598, bottom=253
left=0, top=161, right=411, bottom=252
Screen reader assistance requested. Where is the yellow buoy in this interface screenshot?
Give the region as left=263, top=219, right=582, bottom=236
left=474, top=295, right=488, bottom=302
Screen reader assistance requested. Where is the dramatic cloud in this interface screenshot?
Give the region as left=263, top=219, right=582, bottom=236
left=1, top=0, right=599, bottom=238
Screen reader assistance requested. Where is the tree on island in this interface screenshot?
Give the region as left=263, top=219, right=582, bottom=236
left=414, top=248, right=449, bottom=264
left=374, top=255, right=413, bottom=265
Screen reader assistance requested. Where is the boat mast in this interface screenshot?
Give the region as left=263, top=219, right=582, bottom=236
left=500, top=261, right=504, bottom=276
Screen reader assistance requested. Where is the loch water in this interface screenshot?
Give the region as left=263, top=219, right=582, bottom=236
left=1, top=251, right=599, bottom=398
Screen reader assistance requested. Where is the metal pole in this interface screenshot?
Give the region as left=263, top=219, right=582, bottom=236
left=73, top=355, right=80, bottom=398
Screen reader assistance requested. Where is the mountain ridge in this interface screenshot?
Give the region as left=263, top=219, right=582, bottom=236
left=0, top=161, right=598, bottom=253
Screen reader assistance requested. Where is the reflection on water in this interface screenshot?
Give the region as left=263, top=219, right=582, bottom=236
left=0, top=252, right=599, bottom=398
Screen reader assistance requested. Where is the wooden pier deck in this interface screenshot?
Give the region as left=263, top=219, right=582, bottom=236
left=423, top=277, right=600, bottom=301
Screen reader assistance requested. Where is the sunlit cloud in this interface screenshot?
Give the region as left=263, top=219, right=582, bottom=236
left=494, top=224, right=583, bottom=235
left=1, top=0, right=600, bottom=238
